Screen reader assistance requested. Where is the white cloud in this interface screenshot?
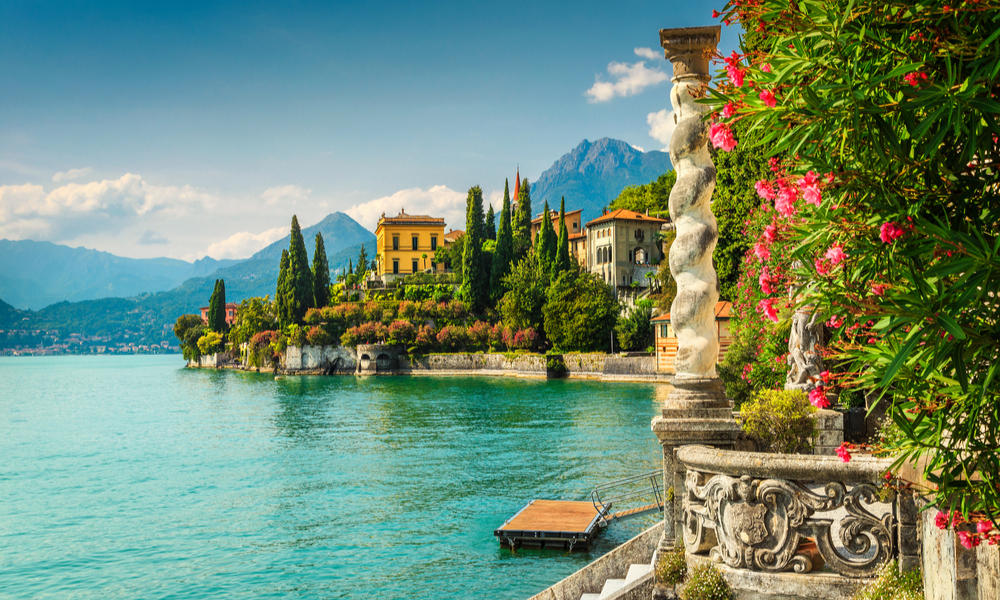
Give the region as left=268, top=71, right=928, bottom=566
left=586, top=60, right=669, bottom=103
left=647, top=109, right=677, bottom=150
left=487, top=189, right=503, bottom=211
left=345, top=185, right=466, bottom=232
left=630, top=144, right=645, bottom=152
left=262, top=184, right=311, bottom=205
left=138, top=230, right=169, bottom=245
left=634, top=47, right=660, bottom=60
left=0, top=173, right=216, bottom=242
left=52, top=167, right=92, bottom=182
left=205, top=226, right=287, bottom=260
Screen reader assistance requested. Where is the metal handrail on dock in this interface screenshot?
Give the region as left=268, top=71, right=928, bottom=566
left=591, top=469, right=664, bottom=526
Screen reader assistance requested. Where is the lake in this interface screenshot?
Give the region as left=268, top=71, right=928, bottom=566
left=0, top=355, right=666, bottom=599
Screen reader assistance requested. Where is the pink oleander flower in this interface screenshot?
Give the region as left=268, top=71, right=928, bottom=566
left=978, top=520, right=995, bottom=534
left=797, top=171, right=822, bottom=206
left=958, top=531, right=981, bottom=550
left=936, top=512, right=951, bottom=530
left=710, top=121, right=737, bottom=152
left=712, top=9, right=720, bottom=18
left=753, top=242, right=771, bottom=262
left=903, top=71, right=928, bottom=86
left=759, top=266, right=775, bottom=294
left=809, top=386, right=830, bottom=409
left=871, top=283, right=889, bottom=296
left=761, top=62, right=772, bottom=73
left=775, top=182, right=798, bottom=217
left=758, top=298, right=778, bottom=323
left=825, top=245, right=846, bottom=266
left=884, top=470, right=893, bottom=481
left=721, top=101, right=739, bottom=119
left=755, top=180, right=775, bottom=200
left=820, top=370, right=830, bottom=382
left=815, top=258, right=830, bottom=275
left=880, top=222, right=905, bottom=243
left=835, top=443, right=852, bottom=463
left=828, top=315, right=843, bottom=328
left=759, top=89, right=777, bottom=108
left=763, top=224, right=778, bottom=244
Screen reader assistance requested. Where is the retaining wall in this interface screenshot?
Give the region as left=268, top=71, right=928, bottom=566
left=282, top=345, right=356, bottom=374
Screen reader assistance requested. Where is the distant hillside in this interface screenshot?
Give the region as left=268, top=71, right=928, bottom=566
left=530, top=138, right=672, bottom=225
left=251, top=213, right=375, bottom=263
left=0, top=297, right=26, bottom=328
left=0, top=239, right=240, bottom=310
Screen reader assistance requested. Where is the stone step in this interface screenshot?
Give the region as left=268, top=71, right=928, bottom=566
left=624, top=563, right=652, bottom=585
left=599, top=578, right=626, bottom=599
left=580, top=594, right=602, bottom=600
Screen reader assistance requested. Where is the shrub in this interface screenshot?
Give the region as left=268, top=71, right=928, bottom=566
left=248, top=330, right=279, bottom=367
left=489, top=323, right=505, bottom=350
left=436, top=325, right=468, bottom=351
left=615, top=302, right=655, bottom=351
left=413, top=324, right=437, bottom=352
left=679, top=563, right=731, bottom=600
left=467, top=321, right=491, bottom=349
left=363, top=301, right=384, bottom=323
left=303, top=307, right=324, bottom=325
left=419, top=299, right=439, bottom=320
left=656, top=545, right=686, bottom=586
left=398, top=300, right=419, bottom=321
left=741, top=389, right=817, bottom=454
left=286, top=324, right=307, bottom=347
left=197, top=331, right=225, bottom=356
left=851, top=561, right=922, bottom=600
left=512, top=328, right=538, bottom=350
left=501, top=324, right=516, bottom=350
left=341, top=322, right=386, bottom=346
left=387, top=320, right=417, bottom=346
left=305, top=326, right=333, bottom=347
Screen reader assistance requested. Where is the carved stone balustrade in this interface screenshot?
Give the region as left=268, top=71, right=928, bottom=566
left=673, top=446, right=919, bottom=599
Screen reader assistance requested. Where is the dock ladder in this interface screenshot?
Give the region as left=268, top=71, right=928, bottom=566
left=591, top=469, right=664, bottom=527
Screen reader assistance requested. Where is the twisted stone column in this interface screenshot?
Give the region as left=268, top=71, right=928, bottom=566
left=651, top=26, right=741, bottom=558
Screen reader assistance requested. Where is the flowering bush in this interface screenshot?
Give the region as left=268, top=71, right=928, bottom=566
left=305, top=326, right=334, bottom=347
left=436, top=325, right=468, bottom=351
left=679, top=563, right=731, bottom=600
left=398, top=300, right=419, bottom=320
left=248, top=330, right=279, bottom=367
left=489, top=323, right=506, bottom=349
left=467, top=320, right=491, bottom=349
left=851, top=560, right=923, bottom=600
left=340, top=322, right=386, bottom=346
left=362, top=301, right=384, bottom=323
left=709, top=0, right=1000, bottom=519
left=512, top=327, right=538, bottom=350
left=386, top=320, right=417, bottom=346
left=413, top=324, right=437, bottom=352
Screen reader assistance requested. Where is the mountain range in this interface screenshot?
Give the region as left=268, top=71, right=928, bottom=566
left=530, top=138, right=672, bottom=225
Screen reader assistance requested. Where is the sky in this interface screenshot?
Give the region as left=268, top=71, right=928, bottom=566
left=0, top=0, right=739, bottom=262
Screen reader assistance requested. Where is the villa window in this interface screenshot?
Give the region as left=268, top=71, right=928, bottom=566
left=412, top=259, right=419, bottom=273
left=431, top=236, right=437, bottom=251
left=393, top=236, right=400, bottom=251
left=392, top=260, right=399, bottom=274
left=412, top=236, right=418, bottom=251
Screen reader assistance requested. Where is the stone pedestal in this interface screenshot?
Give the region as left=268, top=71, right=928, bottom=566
left=653, top=24, right=742, bottom=553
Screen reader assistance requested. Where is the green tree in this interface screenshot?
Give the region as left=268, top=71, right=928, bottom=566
left=615, top=302, right=654, bottom=351
left=228, top=296, right=278, bottom=350
left=490, top=179, right=515, bottom=303
left=312, top=233, right=331, bottom=308
left=552, top=196, right=571, bottom=278
left=609, top=170, right=676, bottom=216
left=535, top=200, right=557, bottom=270
left=499, top=252, right=548, bottom=333
left=512, top=178, right=532, bottom=259
left=207, top=279, right=225, bottom=333
left=173, top=314, right=206, bottom=361
left=543, top=269, right=618, bottom=352
left=459, top=186, right=488, bottom=311
left=485, top=203, right=496, bottom=241
left=355, top=244, right=369, bottom=279
left=285, top=215, right=314, bottom=325
left=276, top=248, right=293, bottom=329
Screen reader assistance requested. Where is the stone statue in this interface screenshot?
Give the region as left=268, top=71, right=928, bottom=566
left=785, top=308, right=824, bottom=391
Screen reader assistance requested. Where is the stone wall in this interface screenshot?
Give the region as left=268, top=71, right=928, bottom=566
left=282, top=345, right=356, bottom=374
left=921, top=506, right=1000, bottom=600
left=402, top=353, right=547, bottom=378
left=812, top=409, right=844, bottom=456
left=603, top=355, right=658, bottom=379
left=560, top=353, right=608, bottom=378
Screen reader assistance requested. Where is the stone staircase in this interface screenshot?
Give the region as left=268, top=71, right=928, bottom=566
left=579, top=563, right=653, bottom=600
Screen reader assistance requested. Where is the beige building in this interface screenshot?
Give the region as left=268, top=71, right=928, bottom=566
left=586, top=209, right=669, bottom=290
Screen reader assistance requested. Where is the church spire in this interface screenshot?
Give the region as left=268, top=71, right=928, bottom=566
left=512, top=166, right=520, bottom=202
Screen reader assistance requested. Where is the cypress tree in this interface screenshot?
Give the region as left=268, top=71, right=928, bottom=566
left=512, top=178, right=532, bottom=259
left=490, top=179, right=515, bottom=302
left=348, top=259, right=353, bottom=277
left=460, top=185, right=488, bottom=312
left=356, top=244, right=369, bottom=278
left=276, top=249, right=292, bottom=328
left=552, top=196, right=571, bottom=278
left=536, top=200, right=557, bottom=270
left=287, top=215, right=313, bottom=324
left=485, top=204, right=496, bottom=241
left=208, top=279, right=222, bottom=332
left=215, top=279, right=227, bottom=332
left=312, top=233, right=331, bottom=308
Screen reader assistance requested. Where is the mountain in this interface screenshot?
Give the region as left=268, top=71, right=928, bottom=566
left=251, top=213, right=375, bottom=263
left=0, top=239, right=241, bottom=310
left=529, top=138, right=672, bottom=225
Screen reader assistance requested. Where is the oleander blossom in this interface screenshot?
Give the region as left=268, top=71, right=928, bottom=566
left=721, top=101, right=739, bottom=119
left=809, top=386, right=830, bottom=409
left=815, top=258, right=830, bottom=275
left=753, top=242, right=771, bottom=262
left=775, top=182, right=798, bottom=217
left=871, top=283, right=889, bottom=296
left=880, top=222, right=905, bottom=243
left=903, top=71, right=928, bottom=86
left=761, top=62, right=772, bottom=73
left=828, top=314, right=843, bottom=328
left=978, top=521, right=995, bottom=535
left=936, top=511, right=951, bottom=530
left=758, top=298, right=778, bottom=323
left=758, top=266, right=776, bottom=294
left=760, top=89, right=777, bottom=108
left=710, top=121, right=737, bottom=152
left=825, top=244, right=846, bottom=266
left=797, top=171, right=822, bottom=206
left=958, top=531, right=981, bottom=550
left=835, top=443, right=852, bottom=463
left=724, top=51, right=746, bottom=87
left=763, top=224, right=778, bottom=244
left=755, top=180, right=775, bottom=200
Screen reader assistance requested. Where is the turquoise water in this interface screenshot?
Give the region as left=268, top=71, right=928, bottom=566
left=0, top=356, right=665, bottom=599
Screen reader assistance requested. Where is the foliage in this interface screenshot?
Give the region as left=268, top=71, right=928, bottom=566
left=402, top=283, right=454, bottom=303
left=197, top=331, right=225, bottom=356
left=712, top=0, right=1000, bottom=518
left=616, top=301, right=654, bottom=351
left=285, top=215, right=314, bottom=325
left=552, top=196, right=572, bottom=279
left=655, top=229, right=678, bottom=313
left=386, top=320, right=417, bottom=346
left=467, top=320, right=491, bottom=349
left=435, top=234, right=465, bottom=275
left=543, top=269, right=618, bottom=352
left=173, top=314, right=206, bottom=361
left=248, top=330, right=279, bottom=368
left=436, top=325, right=468, bottom=351
left=403, top=271, right=461, bottom=285
left=229, top=296, right=278, bottom=349
left=535, top=200, right=558, bottom=271
left=851, top=561, right=923, bottom=600
left=609, top=170, right=676, bottom=217
left=655, top=545, right=687, bottom=586
left=459, top=186, right=489, bottom=312
left=412, top=324, right=437, bottom=352
left=679, top=563, right=731, bottom=600
left=512, top=178, right=532, bottom=260
left=740, top=389, right=817, bottom=454
left=718, top=315, right=791, bottom=407
left=500, top=252, right=548, bottom=333
left=305, top=326, right=333, bottom=347
left=276, top=249, right=292, bottom=328
left=312, top=233, right=331, bottom=308
left=485, top=203, right=496, bottom=241
left=207, top=279, right=227, bottom=333
left=491, top=179, right=515, bottom=303
left=355, top=243, right=369, bottom=280
left=341, top=322, right=387, bottom=346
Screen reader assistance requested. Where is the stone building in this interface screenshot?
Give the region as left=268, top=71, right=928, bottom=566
left=585, top=209, right=668, bottom=290
left=374, top=209, right=446, bottom=283
left=529, top=208, right=584, bottom=242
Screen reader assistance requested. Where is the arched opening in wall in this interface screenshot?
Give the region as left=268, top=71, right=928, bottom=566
left=375, top=353, right=392, bottom=373
left=326, top=358, right=342, bottom=375
left=635, top=248, right=646, bottom=264
left=360, top=354, right=371, bottom=361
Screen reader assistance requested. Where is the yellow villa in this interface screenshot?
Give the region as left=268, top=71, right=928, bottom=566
left=374, top=209, right=446, bottom=283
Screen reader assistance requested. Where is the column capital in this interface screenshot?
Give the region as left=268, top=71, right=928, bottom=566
left=659, top=25, right=720, bottom=81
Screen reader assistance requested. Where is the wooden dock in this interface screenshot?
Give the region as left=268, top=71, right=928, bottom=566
left=494, top=500, right=607, bottom=551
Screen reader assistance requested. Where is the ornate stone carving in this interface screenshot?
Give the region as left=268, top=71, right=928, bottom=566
left=682, top=471, right=896, bottom=578
left=786, top=308, right=825, bottom=391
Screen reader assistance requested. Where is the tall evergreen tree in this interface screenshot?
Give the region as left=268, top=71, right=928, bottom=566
left=286, top=215, right=314, bottom=324
left=276, top=249, right=292, bottom=328
left=348, top=259, right=353, bottom=278
left=552, top=197, right=571, bottom=278
left=208, top=279, right=222, bottom=332
left=312, top=233, right=331, bottom=308
left=459, top=186, right=488, bottom=312
left=490, top=179, right=515, bottom=302
left=536, top=200, right=558, bottom=270
left=485, top=204, right=496, bottom=241
left=355, top=244, right=369, bottom=278
left=512, top=178, right=532, bottom=259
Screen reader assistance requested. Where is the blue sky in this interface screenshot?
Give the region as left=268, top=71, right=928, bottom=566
left=0, top=0, right=738, bottom=260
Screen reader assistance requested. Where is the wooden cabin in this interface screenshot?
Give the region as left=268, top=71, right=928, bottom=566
left=650, top=301, right=734, bottom=374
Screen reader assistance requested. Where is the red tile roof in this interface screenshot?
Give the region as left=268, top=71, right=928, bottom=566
left=651, top=301, right=732, bottom=322
left=444, top=229, right=465, bottom=242
left=586, top=208, right=669, bottom=227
